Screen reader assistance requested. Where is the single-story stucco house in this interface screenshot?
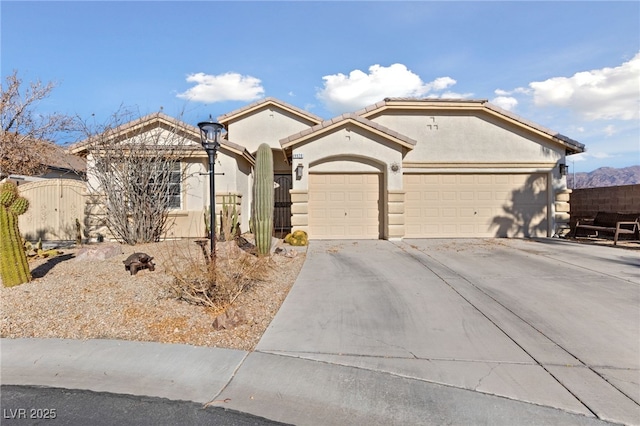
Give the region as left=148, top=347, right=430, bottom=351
left=69, top=97, right=584, bottom=241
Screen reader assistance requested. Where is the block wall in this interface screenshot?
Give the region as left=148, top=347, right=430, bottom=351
left=570, top=184, right=640, bottom=230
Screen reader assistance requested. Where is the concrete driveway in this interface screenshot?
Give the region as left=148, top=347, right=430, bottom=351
left=3, top=238, right=638, bottom=425
left=244, top=238, right=639, bottom=425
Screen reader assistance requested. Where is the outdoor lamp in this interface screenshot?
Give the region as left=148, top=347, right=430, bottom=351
left=559, top=163, right=568, bottom=176
left=197, top=116, right=225, bottom=259
left=295, top=163, right=304, bottom=180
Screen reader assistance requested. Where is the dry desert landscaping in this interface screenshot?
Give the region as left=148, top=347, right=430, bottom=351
left=0, top=238, right=306, bottom=351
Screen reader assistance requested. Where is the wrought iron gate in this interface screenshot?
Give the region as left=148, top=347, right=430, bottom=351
left=274, top=174, right=292, bottom=237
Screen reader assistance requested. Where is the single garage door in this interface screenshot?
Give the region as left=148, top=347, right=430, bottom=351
left=309, top=173, right=380, bottom=239
left=404, top=173, right=548, bottom=238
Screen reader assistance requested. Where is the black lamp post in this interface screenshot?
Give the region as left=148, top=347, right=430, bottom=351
left=197, top=116, right=225, bottom=259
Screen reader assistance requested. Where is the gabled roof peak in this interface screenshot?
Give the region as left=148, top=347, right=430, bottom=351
left=218, top=97, right=323, bottom=125
left=280, top=113, right=416, bottom=150
left=68, top=112, right=255, bottom=163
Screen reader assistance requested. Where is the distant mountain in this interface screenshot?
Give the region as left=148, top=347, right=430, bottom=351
left=567, top=165, right=640, bottom=189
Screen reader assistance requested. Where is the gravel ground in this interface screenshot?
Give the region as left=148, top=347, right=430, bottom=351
left=0, top=239, right=306, bottom=351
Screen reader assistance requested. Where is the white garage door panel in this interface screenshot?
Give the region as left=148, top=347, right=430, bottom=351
left=309, top=173, right=380, bottom=239
left=404, top=173, right=548, bottom=238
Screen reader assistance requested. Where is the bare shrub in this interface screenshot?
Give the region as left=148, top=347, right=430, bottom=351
left=163, top=240, right=270, bottom=309
left=76, top=108, right=200, bottom=245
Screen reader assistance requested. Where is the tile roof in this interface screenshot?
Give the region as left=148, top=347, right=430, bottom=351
left=2, top=136, right=86, bottom=175
left=69, top=112, right=197, bottom=154
left=41, top=142, right=86, bottom=173
left=482, top=101, right=585, bottom=153
left=69, top=112, right=255, bottom=163
left=217, top=97, right=323, bottom=125
left=280, top=113, right=416, bottom=149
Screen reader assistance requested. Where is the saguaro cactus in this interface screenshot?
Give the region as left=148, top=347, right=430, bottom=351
left=252, top=143, right=274, bottom=256
left=0, top=181, right=31, bottom=287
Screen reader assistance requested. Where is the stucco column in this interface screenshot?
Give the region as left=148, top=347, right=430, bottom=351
left=290, top=189, right=309, bottom=234
left=554, top=188, right=572, bottom=237
left=387, top=190, right=405, bottom=240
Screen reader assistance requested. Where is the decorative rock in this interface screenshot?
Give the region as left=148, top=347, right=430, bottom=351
left=75, top=244, right=123, bottom=261
left=275, top=247, right=298, bottom=258
left=212, top=307, right=246, bottom=330
left=236, top=236, right=254, bottom=251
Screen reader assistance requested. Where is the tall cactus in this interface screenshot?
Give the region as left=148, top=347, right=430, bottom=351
left=252, top=143, right=274, bottom=256
left=0, top=181, right=31, bottom=287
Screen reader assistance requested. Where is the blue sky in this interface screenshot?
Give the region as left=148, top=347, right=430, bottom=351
left=2, top=1, right=639, bottom=173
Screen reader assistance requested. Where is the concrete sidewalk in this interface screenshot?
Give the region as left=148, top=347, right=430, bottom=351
left=2, top=238, right=638, bottom=425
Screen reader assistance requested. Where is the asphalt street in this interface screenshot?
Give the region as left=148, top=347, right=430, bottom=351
left=1, top=385, right=289, bottom=426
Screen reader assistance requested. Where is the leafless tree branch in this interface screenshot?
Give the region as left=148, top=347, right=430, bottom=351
left=0, top=70, right=76, bottom=177
left=79, top=108, right=200, bottom=245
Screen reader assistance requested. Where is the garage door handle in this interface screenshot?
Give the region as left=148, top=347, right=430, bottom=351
left=345, top=212, right=347, bottom=216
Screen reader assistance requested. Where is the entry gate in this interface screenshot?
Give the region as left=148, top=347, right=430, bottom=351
left=274, top=174, right=292, bottom=237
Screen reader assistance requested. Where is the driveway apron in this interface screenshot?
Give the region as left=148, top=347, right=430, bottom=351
left=253, top=239, right=639, bottom=425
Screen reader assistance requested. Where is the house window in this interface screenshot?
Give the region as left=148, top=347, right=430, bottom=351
left=138, top=160, right=182, bottom=210
left=118, top=159, right=183, bottom=212
left=166, top=161, right=182, bottom=209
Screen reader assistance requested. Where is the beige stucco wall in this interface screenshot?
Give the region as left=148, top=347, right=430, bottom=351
left=227, top=107, right=316, bottom=154
left=291, top=125, right=404, bottom=191
left=287, top=109, right=574, bottom=239
left=224, top=107, right=318, bottom=230
left=288, top=125, right=406, bottom=239
left=370, top=111, right=565, bottom=166
left=370, top=110, right=572, bottom=237
left=186, top=148, right=252, bottom=235
left=209, top=149, right=252, bottom=233
left=83, top=127, right=253, bottom=239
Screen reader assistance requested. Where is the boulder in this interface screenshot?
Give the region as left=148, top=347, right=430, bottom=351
left=212, top=307, right=246, bottom=330
left=275, top=247, right=298, bottom=258
left=75, top=244, right=123, bottom=261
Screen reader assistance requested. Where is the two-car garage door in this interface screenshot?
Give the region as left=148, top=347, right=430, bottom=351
left=404, top=173, right=548, bottom=238
left=309, top=173, right=380, bottom=239
left=307, top=172, right=548, bottom=239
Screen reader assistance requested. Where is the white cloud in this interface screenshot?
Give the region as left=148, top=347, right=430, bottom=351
left=591, top=151, right=613, bottom=159
left=570, top=151, right=612, bottom=163
left=441, top=91, right=474, bottom=99
left=316, top=63, right=458, bottom=114
left=177, top=72, right=264, bottom=102
left=528, top=52, right=640, bottom=121
left=491, top=96, right=518, bottom=111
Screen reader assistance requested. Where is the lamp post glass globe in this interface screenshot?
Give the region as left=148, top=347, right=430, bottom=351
left=197, top=119, right=224, bottom=152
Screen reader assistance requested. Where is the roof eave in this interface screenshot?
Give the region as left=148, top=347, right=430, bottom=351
left=280, top=115, right=416, bottom=151
left=356, top=98, right=585, bottom=155
left=482, top=102, right=585, bottom=154
left=218, top=97, right=323, bottom=126
left=69, top=112, right=202, bottom=154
